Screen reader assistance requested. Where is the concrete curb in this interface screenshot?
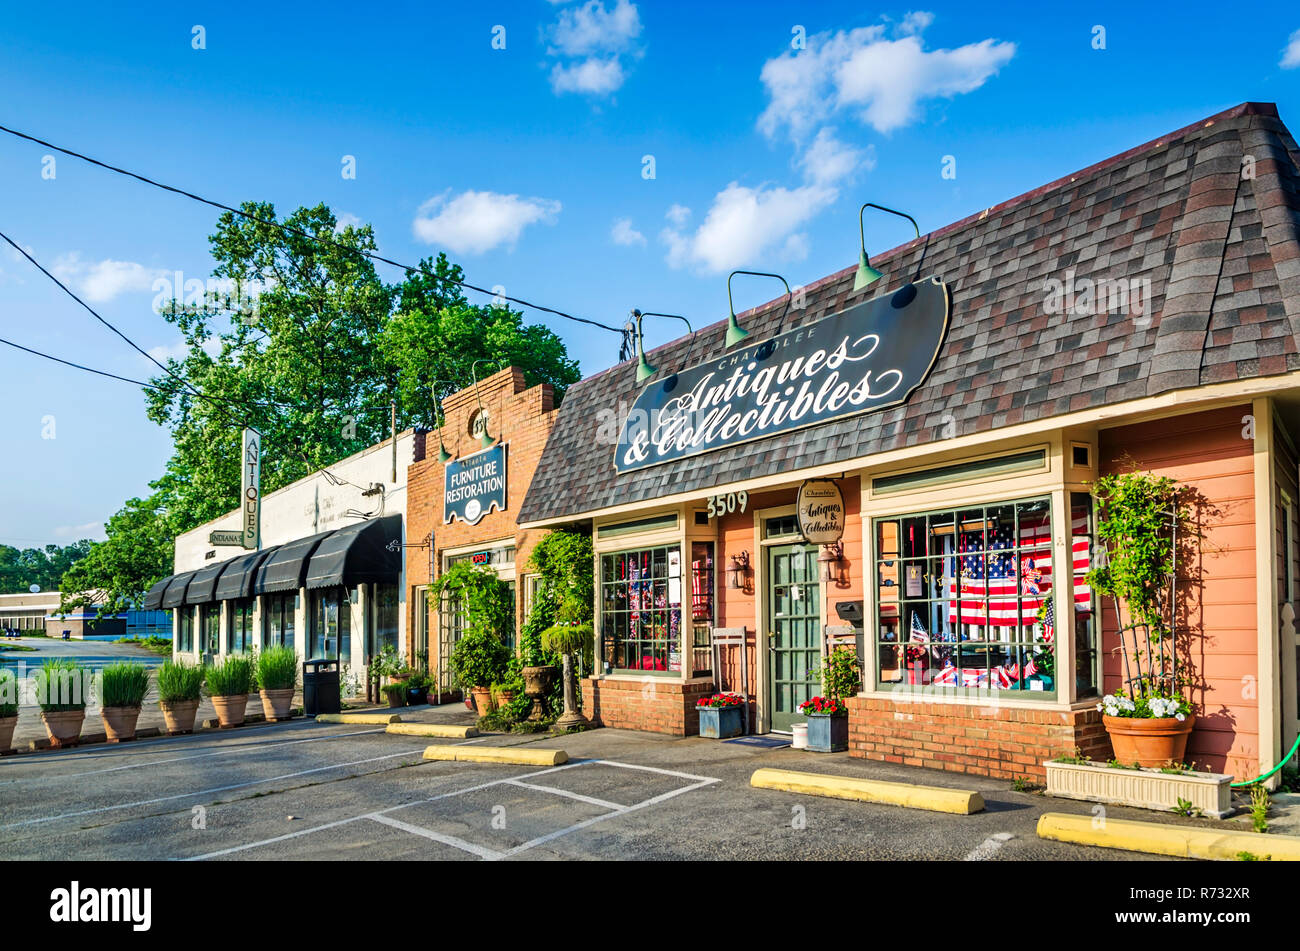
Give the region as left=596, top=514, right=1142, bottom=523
left=750, top=767, right=985, bottom=815
left=1036, top=812, right=1300, bottom=860
left=315, top=713, right=400, bottom=725
left=386, top=723, right=479, bottom=738
left=422, top=745, right=567, bottom=766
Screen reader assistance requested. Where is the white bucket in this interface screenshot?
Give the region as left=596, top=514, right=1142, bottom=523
left=791, top=723, right=809, bottom=749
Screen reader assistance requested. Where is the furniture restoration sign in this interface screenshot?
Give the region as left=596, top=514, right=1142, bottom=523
left=444, top=445, right=507, bottom=525
left=615, top=276, right=950, bottom=473
left=796, top=479, right=845, bottom=544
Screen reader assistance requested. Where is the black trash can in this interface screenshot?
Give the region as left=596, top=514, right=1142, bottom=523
left=302, top=659, right=341, bottom=716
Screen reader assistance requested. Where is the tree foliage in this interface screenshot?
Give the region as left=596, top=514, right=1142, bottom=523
left=0, top=540, right=93, bottom=594
left=57, top=497, right=174, bottom=615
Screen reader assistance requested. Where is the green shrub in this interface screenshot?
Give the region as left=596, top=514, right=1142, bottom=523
left=0, top=668, right=18, bottom=718
left=448, top=629, right=509, bottom=691
left=100, top=662, right=151, bottom=708
left=256, top=645, right=299, bottom=691
left=206, top=655, right=255, bottom=697
left=156, top=659, right=205, bottom=703
left=34, top=658, right=90, bottom=711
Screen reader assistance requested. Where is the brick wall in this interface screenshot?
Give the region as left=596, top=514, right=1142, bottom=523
left=847, top=696, right=1109, bottom=780
left=581, top=677, right=717, bottom=735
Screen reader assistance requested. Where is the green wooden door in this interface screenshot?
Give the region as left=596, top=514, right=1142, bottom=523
left=768, top=543, right=821, bottom=732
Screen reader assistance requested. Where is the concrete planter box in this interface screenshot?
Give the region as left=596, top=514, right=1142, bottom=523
left=1045, top=759, right=1234, bottom=819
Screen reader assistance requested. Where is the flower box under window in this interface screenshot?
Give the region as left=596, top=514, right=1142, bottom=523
left=1044, top=759, right=1233, bottom=819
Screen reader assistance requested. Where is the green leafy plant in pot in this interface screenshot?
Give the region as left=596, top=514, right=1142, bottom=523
left=0, top=668, right=19, bottom=752
left=256, top=645, right=299, bottom=720
left=383, top=680, right=409, bottom=708
left=99, top=661, right=151, bottom=742
left=540, top=593, right=593, bottom=731
left=433, top=561, right=513, bottom=711
left=157, top=659, right=205, bottom=735
left=34, top=657, right=91, bottom=748
left=206, top=654, right=255, bottom=728
left=448, top=629, right=509, bottom=716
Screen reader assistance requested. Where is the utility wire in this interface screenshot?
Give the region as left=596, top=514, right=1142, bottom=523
left=0, top=121, right=625, bottom=335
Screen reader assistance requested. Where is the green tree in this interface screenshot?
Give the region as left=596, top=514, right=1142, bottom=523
left=0, top=540, right=93, bottom=593
left=58, top=496, right=174, bottom=614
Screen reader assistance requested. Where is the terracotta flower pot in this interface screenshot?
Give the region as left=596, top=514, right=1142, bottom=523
left=101, top=705, right=141, bottom=742
left=471, top=686, right=494, bottom=715
left=260, top=688, right=295, bottom=721
left=1103, top=713, right=1196, bottom=768
left=40, top=709, right=85, bottom=748
left=0, top=714, right=17, bottom=752
left=159, top=698, right=201, bottom=735
left=211, top=694, right=248, bottom=728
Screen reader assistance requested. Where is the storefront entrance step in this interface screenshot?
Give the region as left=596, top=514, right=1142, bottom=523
left=1037, top=812, right=1300, bottom=861
left=386, top=723, right=479, bottom=739
left=315, top=713, right=401, bottom=725
left=750, top=767, right=984, bottom=815
left=422, top=745, right=568, bottom=766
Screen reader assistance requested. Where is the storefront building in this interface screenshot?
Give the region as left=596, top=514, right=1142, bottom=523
left=145, top=431, right=416, bottom=693
left=404, top=366, right=560, bottom=695
left=518, top=102, right=1300, bottom=782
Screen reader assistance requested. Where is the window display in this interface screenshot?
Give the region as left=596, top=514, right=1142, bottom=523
left=601, top=545, right=682, bottom=673
left=690, top=542, right=715, bottom=676
left=875, top=497, right=1068, bottom=694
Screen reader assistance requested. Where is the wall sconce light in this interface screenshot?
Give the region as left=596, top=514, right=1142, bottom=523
left=631, top=310, right=695, bottom=387
left=728, top=550, right=751, bottom=590
left=855, top=203, right=921, bottom=292
left=817, top=541, right=845, bottom=583
left=725, top=270, right=792, bottom=349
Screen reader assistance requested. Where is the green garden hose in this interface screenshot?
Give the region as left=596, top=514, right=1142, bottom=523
left=1230, top=732, right=1300, bottom=787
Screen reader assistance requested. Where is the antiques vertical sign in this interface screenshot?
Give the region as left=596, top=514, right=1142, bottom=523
left=241, top=428, right=261, bottom=550
left=444, top=445, right=508, bottom=525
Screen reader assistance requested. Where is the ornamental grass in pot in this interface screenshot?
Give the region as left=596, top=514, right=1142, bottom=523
left=34, top=657, right=90, bottom=747
left=256, top=645, right=298, bottom=721
left=206, top=655, right=255, bottom=728
left=99, top=661, right=151, bottom=742
left=0, top=668, right=18, bottom=752
left=157, top=659, right=205, bottom=735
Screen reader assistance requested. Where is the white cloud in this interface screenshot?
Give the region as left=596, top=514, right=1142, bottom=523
left=758, top=16, right=1015, bottom=138
left=544, top=0, right=642, bottom=97
left=145, top=337, right=221, bottom=363
left=1283, top=28, right=1300, bottom=68
left=412, top=189, right=561, bottom=255
left=334, top=212, right=363, bottom=233
left=53, top=521, right=105, bottom=541
left=51, top=253, right=168, bottom=303
left=610, top=217, right=646, bottom=246
left=665, top=203, right=691, bottom=227
left=800, top=128, right=873, bottom=186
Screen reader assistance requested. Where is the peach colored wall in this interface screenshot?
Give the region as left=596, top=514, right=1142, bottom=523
left=1099, top=405, right=1258, bottom=777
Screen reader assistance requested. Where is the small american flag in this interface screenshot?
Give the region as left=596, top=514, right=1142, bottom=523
left=909, top=611, right=928, bottom=643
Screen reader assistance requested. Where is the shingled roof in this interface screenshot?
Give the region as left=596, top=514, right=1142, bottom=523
left=519, top=102, right=1300, bottom=525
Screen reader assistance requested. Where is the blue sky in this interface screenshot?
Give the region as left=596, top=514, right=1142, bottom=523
left=1, top=0, right=1298, bottom=547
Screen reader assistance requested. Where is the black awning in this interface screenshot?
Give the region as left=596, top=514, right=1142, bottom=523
left=305, top=514, right=403, bottom=590
left=214, top=547, right=279, bottom=601
left=142, top=576, right=172, bottom=611
left=255, top=530, right=335, bottom=595
left=160, top=570, right=198, bottom=609
left=185, top=557, right=237, bottom=605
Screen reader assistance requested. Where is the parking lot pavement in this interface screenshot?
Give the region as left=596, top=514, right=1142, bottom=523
left=0, top=722, right=1185, bottom=861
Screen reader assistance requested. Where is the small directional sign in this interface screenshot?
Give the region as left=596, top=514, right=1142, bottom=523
left=210, top=530, right=244, bottom=546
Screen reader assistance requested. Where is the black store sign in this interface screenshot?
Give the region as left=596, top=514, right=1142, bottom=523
left=444, top=444, right=508, bottom=525
left=615, top=277, right=950, bottom=473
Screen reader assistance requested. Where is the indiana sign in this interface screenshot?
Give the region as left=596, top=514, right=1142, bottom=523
left=614, top=277, right=950, bottom=473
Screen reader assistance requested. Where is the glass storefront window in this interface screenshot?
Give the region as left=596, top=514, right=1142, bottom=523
left=372, top=583, right=400, bottom=659
left=229, top=598, right=254, bottom=653
left=875, top=497, right=1058, bottom=696
left=201, top=604, right=221, bottom=657
left=690, top=542, right=715, bottom=676
left=600, top=545, right=682, bottom=674
left=263, top=593, right=296, bottom=650
left=177, top=608, right=194, bottom=654
left=310, top=588, right=351, bottom=663
left=1071, top=492, right=1098, bottom=698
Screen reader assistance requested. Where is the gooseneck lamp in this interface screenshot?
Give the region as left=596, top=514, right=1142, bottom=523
left=631, top=310, right=695, bottom=385
left=725, top=270, right=793, bottom=349
left=855, top=203, right=921, bottom=292
left=430, top=378, right=455, bottom=463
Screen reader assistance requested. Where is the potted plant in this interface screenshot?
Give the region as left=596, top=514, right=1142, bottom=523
left=405, top=668, right=430, bottom=706
left=256, top=645, right=298, bottom=721
left=33, top=658, right=89, bottom=747
left=157, top=659, right=205, bottom=735
left=0, top=668, right=18, bottom=752
left=1088, top=470, right=1198, bottom=767
left=696, top=693, right=745, bottom=739
left=382, top=680, right=408, bottom=708
left=449, top=628, right=509, bottom=716
left=541, top=597, right=592, bottom=730
left=206, top=654, right=255, bottom=728
left=799, top=696, right=850, bottom=752
left=99, top=661, right=151, bottom=742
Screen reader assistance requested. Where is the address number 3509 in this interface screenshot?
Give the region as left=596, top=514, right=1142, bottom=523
left=706, top=490, right=748, bottom=519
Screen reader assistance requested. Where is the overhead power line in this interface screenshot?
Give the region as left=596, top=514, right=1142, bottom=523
left=0, top=121, right=625, bottom=336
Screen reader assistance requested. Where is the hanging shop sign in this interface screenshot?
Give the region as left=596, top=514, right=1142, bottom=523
left=615, top=276, right=950, bottom=473
left=444, top=444, right=508, bottom=525
left=241, top=428, right=261, bottom=550
left=796, top=479, right=845, bottom=544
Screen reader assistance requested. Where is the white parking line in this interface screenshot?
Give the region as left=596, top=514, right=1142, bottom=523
left=964, top=832, right=1015, bottom=860
left=369, top=814, right=503, bottom=861
left=504, top=778, right=626, bottom=812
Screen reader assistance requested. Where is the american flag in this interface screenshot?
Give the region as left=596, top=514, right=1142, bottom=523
left=909, top=611, right=928, bottom=643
